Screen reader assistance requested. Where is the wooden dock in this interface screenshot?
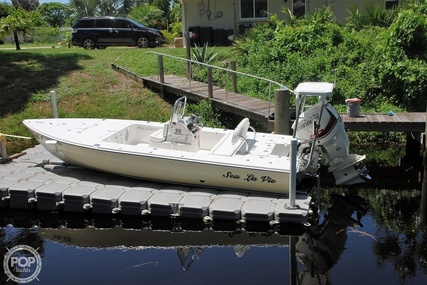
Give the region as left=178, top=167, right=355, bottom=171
left=341, top=112, right=426, bottom=132
left=112, top=64, right=426, bottom=133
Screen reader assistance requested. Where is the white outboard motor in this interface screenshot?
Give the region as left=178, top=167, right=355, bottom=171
left=292, top=82, right=369, bottom=185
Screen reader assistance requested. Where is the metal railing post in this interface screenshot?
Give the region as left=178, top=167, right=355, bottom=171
left=50, top=91, right=58, bottom=118
left=207, top=66, right=213, bottom=98
left=289, top=138, right=298, bottom=207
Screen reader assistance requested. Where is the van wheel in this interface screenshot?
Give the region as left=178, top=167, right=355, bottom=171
left=137, top=37, right=149, bottom=48
left=83, top=38, right=95, bottom=50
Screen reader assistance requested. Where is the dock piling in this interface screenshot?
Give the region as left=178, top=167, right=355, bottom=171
left=274, top=88, right=291, bottom=135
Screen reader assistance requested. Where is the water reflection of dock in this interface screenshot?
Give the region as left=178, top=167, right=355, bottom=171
left=0, top=145, right=311, bottom=225
left=0, top=193, right=368, bottom=284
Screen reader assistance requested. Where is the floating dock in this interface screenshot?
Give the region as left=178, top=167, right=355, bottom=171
left=0, top=145, right=311, bottom=225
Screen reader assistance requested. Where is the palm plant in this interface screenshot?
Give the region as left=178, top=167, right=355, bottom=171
left=191, top=42, right=218, bottom=65
left=0, top=7, right=33, bottom=50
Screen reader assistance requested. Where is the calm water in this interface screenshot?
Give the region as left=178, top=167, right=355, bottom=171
left=1, top=145, right=427, bottom=284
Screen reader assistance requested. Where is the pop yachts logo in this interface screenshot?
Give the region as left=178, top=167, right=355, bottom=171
left=223, top=171, right=276, bottom=184
left=3, top=245, right=42, bottom=283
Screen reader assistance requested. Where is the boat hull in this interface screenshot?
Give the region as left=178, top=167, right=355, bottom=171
left=24, top=119, right=292, bottom=195
left=43, top=140, right=289, bottom=194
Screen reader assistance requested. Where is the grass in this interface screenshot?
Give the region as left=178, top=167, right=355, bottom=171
left=0, top=45, right=196, bottom=153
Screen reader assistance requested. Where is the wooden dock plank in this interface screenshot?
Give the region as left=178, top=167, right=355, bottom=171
left=112, top=65, right=425, bottom=133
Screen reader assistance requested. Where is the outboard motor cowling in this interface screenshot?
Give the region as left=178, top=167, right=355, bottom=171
left=293, top=82, right=369, bottom=185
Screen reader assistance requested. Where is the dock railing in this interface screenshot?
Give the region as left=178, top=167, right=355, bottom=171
left=144, top=51, right=288, bottom=119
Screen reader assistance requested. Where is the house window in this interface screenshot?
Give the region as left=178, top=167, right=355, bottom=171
left=240, top=0, right=268, bottom=20
left=293, top=0, right=306, bottom=18
left=385, top=0, right=399, bottom=9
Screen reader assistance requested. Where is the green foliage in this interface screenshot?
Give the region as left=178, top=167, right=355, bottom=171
left=68, top=0, right=98, bottom=18
left=37, top=2, right=67, bottom=27
left=345, top=3, right=396, bottom=31
left=161, top=21, right=182, bottom=44
left=0, top=2, right=12, bottom=18
left=169, top=1, right=182, bottom=23
left=387, top=9, right=427, bottom=60
left=191, top=42, right=218, bottom=64
left=32, top=26, right=61, bottom=44
left=231, top=2, right=427, bottom=112
left=304, top=6, right=336, bottom=25
left=0, top=7, right=35, bottom=49
left=128, top=4, right=164, bottom=28
left=170, top=21, right=182, bottom=36
left=186, top=100, right=224, bottom=128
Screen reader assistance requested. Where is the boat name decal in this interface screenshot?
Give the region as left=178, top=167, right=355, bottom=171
left=222, top=171, right=276, bottom=184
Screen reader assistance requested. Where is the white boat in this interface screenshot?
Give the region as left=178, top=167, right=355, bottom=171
left=23, top=82, right=369, bottom=194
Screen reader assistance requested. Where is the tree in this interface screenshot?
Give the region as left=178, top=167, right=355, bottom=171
left=0, top=2, right=12, bottom=18
left=0, top=7, right=33, bottom=50
left=37, top=2, right=67, bottom=27
left=69, top=0, right=98, bottom=18
left=151, top=0, right=170, bottom=17
left=170, top=1, right=181, bottom=23
left=12, top=0, right=39, bottom=11
left=97, top=0, right=125, bottom=16
left=68, top=0, right=139, bottom=18
left=128, top=4, right=163, bottom=28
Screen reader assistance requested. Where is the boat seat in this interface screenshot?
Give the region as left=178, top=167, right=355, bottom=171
left=210, top=133, right=243, bottom=156
left=150, top=124, right=168, bottom=142
left=210, top=118, right=250, bottom=156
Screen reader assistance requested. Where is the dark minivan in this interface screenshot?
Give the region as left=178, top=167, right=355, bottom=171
left=72, top=17, right=166, bottom=49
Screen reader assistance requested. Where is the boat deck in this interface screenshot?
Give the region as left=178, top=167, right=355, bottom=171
left=0, top=145, right=311, bottom=225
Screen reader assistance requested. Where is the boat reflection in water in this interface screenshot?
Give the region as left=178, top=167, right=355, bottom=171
left=0, top=193, right=367, bottom=284
left=297, top=194, right=368, bottom=284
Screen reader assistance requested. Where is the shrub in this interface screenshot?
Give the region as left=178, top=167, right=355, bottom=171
left=230, top=2, right=427, bottom=111
left=33, top=27, right=61, bottom=44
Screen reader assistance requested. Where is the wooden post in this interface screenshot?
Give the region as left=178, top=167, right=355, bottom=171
left=274, top=88, right=291, bottom=135
left=0, top=134, right=7, bottom=160
left=208, top=66, right=213, bottom=98
left=158, top=54, right=164, bottom=84
left=157, top=54, right=165, bottom=98
left=185, top=32, right=191, bottom=79
left=231, top=61, right=237, bottom=93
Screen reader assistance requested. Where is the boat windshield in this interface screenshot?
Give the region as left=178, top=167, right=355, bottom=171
left=170, top=96, right=187, bottom=124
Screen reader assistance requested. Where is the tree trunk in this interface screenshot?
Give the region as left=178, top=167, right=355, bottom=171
left=13, top=31, right=21, bottom=50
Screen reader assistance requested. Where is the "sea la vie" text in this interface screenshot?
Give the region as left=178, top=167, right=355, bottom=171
left=222, top=171, right=276, bottom=184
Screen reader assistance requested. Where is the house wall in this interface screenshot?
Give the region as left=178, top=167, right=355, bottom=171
left=181, top=0, right=233, bottom=30
left=312, top=0, right=398, bottom=22
left=180, top=0, right=401, bottom=46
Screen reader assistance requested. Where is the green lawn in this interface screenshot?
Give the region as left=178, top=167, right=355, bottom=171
left=0, top=45, right=199, bottom=153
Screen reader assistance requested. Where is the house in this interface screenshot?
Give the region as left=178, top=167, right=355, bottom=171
left=180, top=0, right=401, bottom=46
